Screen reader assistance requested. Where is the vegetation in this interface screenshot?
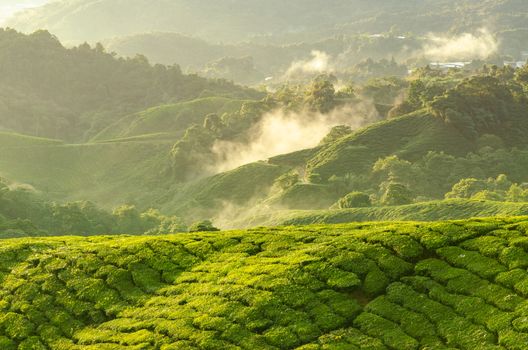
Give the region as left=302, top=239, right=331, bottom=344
left=5, top=4, right=528, bottom=350
left=0, top=29, right=261, bottom=141
left=0, top=179, right=187, bottom=238
left=239, top=199, right=528, bottom=228
left=0, top=218, right=528, bottom=348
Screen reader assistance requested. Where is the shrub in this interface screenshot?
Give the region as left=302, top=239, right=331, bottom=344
left=188, top=220, right=220, bottom=233
left=263, top=326, right=300, bottom=349
left=363, top=268, right=389, bottom=295
left=336, top=192, right=372, bottom=209
left=381, top=183, right=413, bottom=206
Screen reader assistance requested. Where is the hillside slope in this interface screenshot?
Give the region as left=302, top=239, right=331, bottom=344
left=0, top=132, right=173, bottom=207
left=92, top=97, right=248, bottom=142
left=239, top=199, right=528, bottom=228
left=1, top=218, right=528, bottom=349
left=0, top=29, right=261, bottom=142
left=303, top=110, right=474, bottom=181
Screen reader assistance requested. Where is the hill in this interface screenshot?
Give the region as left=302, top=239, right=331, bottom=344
left=239, top=199, right=528, bottom=228
left=0, top=29, right=261, bottom=142
left=92, top=97, right=248, bottom=142
left=0, top=132, right=173, bottom=207
left=1, top=218, right=528, bottom=349
left=7, top=0, right=528, bottom=44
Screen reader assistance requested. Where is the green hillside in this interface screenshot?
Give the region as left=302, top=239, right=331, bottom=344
left=304, top=110, right=471, bottom=180
left=0, top=132, right=172, bottom=207
left=0, top=29, right=261, bottom=142
left=239, top=200, right=528, bottom=228
left=92, top=97, right=247, bottom=142
left=2, top=218, right=528, bottom=349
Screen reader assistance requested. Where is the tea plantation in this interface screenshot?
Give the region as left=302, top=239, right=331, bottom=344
left=2, top=218, right=528, bottom=349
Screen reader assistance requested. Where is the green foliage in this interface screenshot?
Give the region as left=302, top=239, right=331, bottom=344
left=305, top=79, right=336, bottom=113
left=0, top=180, right=187, bottom=237
left=336, top=192, right=372, bottom=209
left=0, top=29, right=261, bottom=142
left=319, top=125, right=353, bottom=145
left=381, top=183, right=413, bottom=206
left=188, top=220, right=220, bottom=233
left=446, top=178, right=487, bottom=199
left=0, top=218, right=526, bottom=348
left=430, top=75, right=527, bottom=143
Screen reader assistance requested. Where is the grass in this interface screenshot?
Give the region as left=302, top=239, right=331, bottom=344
left=1, top=217, right=528, bottom=349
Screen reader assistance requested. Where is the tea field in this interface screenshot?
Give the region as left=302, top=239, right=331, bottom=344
left=2, top=218, right=528, bottom=349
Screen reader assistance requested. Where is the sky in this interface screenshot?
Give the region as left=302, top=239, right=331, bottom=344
left=0, top=0, right=49, bottom=26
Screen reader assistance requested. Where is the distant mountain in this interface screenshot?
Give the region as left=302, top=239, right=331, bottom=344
left=6, top=0, right=528, bottom=44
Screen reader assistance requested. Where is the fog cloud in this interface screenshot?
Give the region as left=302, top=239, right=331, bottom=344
left=0, top=0, right=49, bottom=25
left=211, top=102, right=380, bottom=173
left=285, top=50, right=333, bottom=78
left=423, top=29, right=498, bottom=61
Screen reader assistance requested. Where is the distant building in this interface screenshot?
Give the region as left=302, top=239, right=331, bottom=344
left=429, top=62, right=470, bottom=70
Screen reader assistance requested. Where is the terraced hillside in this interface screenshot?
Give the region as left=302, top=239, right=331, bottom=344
left=239, top=200, right=528, bottom=228
left=2, top=218, right=528, bottom=349
left=0, top=132, right=172, bottom=207
left=92, top=97, right=248, bottom=142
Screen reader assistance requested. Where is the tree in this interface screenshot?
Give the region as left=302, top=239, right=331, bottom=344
left=336, top=192, right=372, bottom=209
left=471, top=190, right=503, bottom=201
left=320, top=125, right=352, bottom=145
left=203, top=113, right=223, bottom=134
left=112, top=205, right=144, bottom=234
left=445, top=178, right=486, bottom=199
left=188, top=220, right=220, bottom=232
left=492, top=174, right=512, bottom=192
left=381, top=183, right=413, bottom=206
left=507, top=184, right=528, bottom=202
left=305, top=79, right=335, bottom=113
left=274, top=172, right=300, bottom=191
left=372, top=155, right=413, bottom=184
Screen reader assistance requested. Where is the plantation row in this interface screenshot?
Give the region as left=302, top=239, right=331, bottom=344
left=2, top=218, right=528, bottom=349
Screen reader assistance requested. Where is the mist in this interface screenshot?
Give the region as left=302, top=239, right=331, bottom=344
left=284, top=50, right=333, bottom=78
left=211, top=102, right=380, bottom=173
left=423, top=29, right=499, bottom=61
left=0, top=0, right=49, bottom=25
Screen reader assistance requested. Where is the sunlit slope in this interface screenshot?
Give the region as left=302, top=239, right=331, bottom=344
left=303, top=110, right=473, bottom=181
left=2, top=218, right=528, bottom=349
left=0, top=132, right=172, bottom=206
left=160, top=162, right=287, bottom=219
left=159, top=110, right=475, bottom=218
left=92, top=97, right=247, bottom=142
left=239, top=199, right=528, bottom=228
left=0, top=107, right=476, bottom=217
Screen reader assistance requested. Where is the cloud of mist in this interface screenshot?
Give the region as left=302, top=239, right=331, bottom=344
left=285, top=50, right=333, bottom=78
left=0, top=0, right=49, bottom=25
left=211, top=102, right=380, bottom=173
left=423, top=29, right=499, bottom=61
